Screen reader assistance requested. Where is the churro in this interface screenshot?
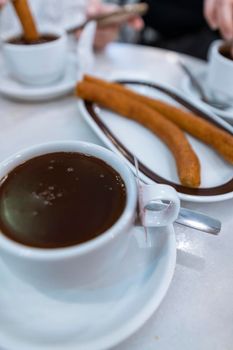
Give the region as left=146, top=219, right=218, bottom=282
left=12, top=0, right=39, bottom=42
left=84, top=75, right=233, bottom=164
left=77, top=80, right=201, bottom=188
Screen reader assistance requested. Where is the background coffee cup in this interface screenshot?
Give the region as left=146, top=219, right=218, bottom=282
left=0, top=141, right=179, bottom=290
left=207, top=40, right=233, bottom=100
left=2, top=29, right=67, bottom=86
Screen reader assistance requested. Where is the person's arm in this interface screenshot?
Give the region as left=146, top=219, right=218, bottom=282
left=204, top=0, right=233, bottom=39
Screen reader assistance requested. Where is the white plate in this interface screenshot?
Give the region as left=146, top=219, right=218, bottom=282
left=181, top=69, right=233, bottom=122
left=0, top=225, right=175, bottom=350
left=79, top=79, right=233, bottom=203
left=0, top=54, right=77, bottom=102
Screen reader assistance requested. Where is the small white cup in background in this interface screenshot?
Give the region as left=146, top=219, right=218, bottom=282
left=207, top=40, right=233, bottom=101
left=0, top=141, right=180, bottom=290
left=2, top=30, right=67, bottom=86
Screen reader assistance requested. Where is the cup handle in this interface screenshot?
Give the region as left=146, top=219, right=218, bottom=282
left=139, top=184, right=180, bottom=227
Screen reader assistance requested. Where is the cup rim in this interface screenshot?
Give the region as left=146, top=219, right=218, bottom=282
left=213, top=39, right=233, bottom=66
left=0, top=141, right=137, bottom=260
left=2, top=31, right=65, bottom=51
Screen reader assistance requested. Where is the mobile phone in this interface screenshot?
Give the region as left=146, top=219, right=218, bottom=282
left=67, top=3, right=148, bottom=33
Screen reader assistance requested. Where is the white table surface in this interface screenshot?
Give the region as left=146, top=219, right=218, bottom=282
left=0, top=43, right=233, bottom=350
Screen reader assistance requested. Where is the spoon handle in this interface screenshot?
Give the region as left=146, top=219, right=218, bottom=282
left=178, top=61, right=208, bottom=103
left=176, top=207, right=221, bottom=235
left=134, top=203, right=221, bottom=235
left=133, top=157, right=221, bottom=235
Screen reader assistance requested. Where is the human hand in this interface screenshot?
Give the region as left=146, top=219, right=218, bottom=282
left=204, top=0, right=233, bottom=39
left=76, top=0, right=144, bottom=50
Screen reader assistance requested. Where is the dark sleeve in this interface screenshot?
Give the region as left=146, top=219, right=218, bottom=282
left=143, top=0, right=206, bottom=37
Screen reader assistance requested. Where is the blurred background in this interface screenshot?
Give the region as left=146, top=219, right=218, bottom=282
left=105, top=0, right=221, bottom=59
left=0, top=0, right=222, bottom=59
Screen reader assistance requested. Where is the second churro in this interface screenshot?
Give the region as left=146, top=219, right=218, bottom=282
left=84, top=75, right=233, bottom=165
left=76, top=80, right=200, bottom=188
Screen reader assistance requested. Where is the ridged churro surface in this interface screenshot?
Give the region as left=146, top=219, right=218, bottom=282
left=84, top=75, right=233, bottom=164
left=77, top=80, right=201, bottom=188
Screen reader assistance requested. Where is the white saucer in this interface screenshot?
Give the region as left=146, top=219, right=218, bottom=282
left=181, top=69, right=233, bottom=122
left=0, top=225, right=176, bottom=350
left=0, top=54, right=77, bottom=102
left=79, top=77, right=233, bottom=203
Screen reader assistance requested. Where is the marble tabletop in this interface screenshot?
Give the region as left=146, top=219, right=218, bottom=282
left=0, top=43, right=233, bottom=350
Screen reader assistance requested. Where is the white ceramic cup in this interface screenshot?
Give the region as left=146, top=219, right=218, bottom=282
left=207, top=39, right=233, bottom=100
left=0, top=141, right=180, bottom=290
left=2, top=30, right=67, bottom=86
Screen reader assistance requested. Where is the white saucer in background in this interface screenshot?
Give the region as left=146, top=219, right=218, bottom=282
left=0, top=225, right=175, bottom=350
left=0, top=54, right=77, bottom=102
left=181, top=69, right=233, bottom=122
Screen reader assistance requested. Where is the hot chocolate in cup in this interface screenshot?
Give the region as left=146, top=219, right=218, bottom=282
left=0, top=141, right=180, bottom=290
left=2, top=29, right=67, bottom=86
left=207, top=40, right=233, bottom=101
